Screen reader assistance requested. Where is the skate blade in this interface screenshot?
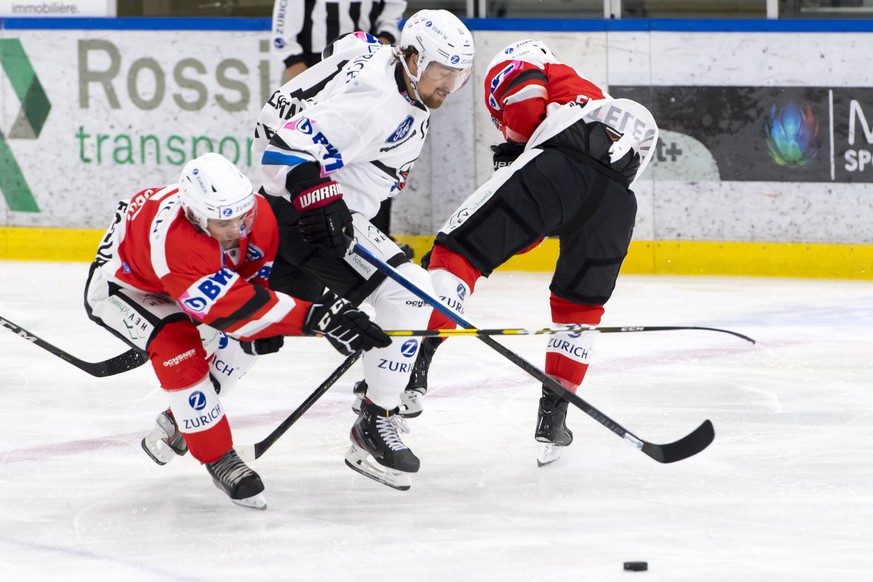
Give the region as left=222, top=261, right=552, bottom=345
left=230, top=492, right=267, bottom=511
left=536, top=443, right=566, bottom=467
left=210, top=479, right=268, bottom=510
left=344, top=445, right=412, bottom=491
left=141, top=438, right=172, bottom=466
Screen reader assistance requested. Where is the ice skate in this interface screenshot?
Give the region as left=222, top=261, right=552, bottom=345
left=141, top=409, right=188, bottom=465
left=351, top=337, right=441, bottom=418
left=345, top=397, right=419, bottom=490
left=351, top=380, right=367, bottom=415
left=535, top=388, right=573, bottom=467
left=352, top=380, right=425, bottom=419
left=205, top=448, right=267, bottom=510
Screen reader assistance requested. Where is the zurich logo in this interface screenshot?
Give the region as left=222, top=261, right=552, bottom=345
left=456, top=283, right=466, bottom=300
left=273, top=38, right=286, bottom=50
left=218, top=332, right=229, bottom=349
left=505, top=47, right=514, bottom=55
left=387, top=115, right=414, bottom=143
left=222, top=207, right=233, bottom=217
left=569, top=332, right=582, bottom=339
left=450, top=55, right=460, bottom=65
left=189, top=391, right=207, bottom=410
left=192, top=168, right=200, bottom=175
left=425, top=20, right=432, bottom=27
left=400, top=339, right=419, bottom=358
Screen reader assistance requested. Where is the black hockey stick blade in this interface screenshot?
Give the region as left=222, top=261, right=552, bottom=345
left=1, top=315, right=148, bottom=377
left=56, top=346, right=149, bottom=377
left=238, top=350, right=361, bottom=462
left=640, top=419, right=715, bottom=464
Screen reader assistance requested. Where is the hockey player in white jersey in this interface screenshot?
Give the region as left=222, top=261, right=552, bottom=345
left=253, top=9, right=474, bottom=490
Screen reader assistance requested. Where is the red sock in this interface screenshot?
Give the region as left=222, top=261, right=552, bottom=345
left=426, top=244, right=481, bottom=330
left=545, top=294, right=604, bottom=393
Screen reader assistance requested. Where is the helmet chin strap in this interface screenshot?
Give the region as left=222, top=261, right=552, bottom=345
left=399, top=56, right=424, bottom=103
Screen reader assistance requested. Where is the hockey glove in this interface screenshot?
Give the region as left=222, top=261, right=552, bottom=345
left=240, top=335, right=285, bottom=355
left=419, top=247, right=434, bottom=270
left=303, top=291, right=391, bottom=356
left=293, top=180, right=353, bottom=258
left=491, top=141, right=526, bottom=171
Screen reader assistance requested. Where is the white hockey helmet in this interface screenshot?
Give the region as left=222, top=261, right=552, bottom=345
left=399, top=9, right=474, bottom=97
left=178, top=152, right=256, bottom=235
left=487, top=39, right=558, bottom=71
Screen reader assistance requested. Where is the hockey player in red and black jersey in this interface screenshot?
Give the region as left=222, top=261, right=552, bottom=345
left=84, top=153, right=389, bottom=509
left=382, top=39, right=658, bottom=466
left=254, top=10, right=474, bottom=490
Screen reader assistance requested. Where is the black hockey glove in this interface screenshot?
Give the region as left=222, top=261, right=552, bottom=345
left=293, top=180, right=353, bottom=258
left=240, top=335, right=285, bottom=355
left=419, top=246, right=434, bottom=270
left=612, top=149, right=641, bottom=187
left=491, top=141, right=526, bottom=171
left=588, top=122, right=641, bottom=187
left=303, top=291, right=391, bottom=356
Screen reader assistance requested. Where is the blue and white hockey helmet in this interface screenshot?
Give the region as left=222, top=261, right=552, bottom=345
left=399, top=9, right=474, bottom=96
left=487, top=39, right=559, bottom=72
left=179, top=153, right=256, bottom=235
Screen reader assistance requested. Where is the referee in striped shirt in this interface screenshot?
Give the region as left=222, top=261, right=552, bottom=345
left=271, top=0, right=407, bottom=82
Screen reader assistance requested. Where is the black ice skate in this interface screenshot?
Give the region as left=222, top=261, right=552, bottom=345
left=535, top=387, right=574, bottom=467
left=141, top=409, right=188, bottom=465
left=205, top=448, right=267, bottom=510
left=351, top=337, right=442, bottom=418
left=345, top=397, right=420, bottom=490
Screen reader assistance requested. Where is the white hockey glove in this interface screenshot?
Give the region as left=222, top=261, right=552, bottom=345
left=303, top=291, right=391, bottom=356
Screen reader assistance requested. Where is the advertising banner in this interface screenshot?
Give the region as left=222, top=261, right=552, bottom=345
left=612, top=85, right=873, bottom=183
left=1, top=29, right=276, bottom=228
left=0, top=0, right=114, bottom=17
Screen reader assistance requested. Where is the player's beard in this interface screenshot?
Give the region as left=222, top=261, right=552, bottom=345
left=420, top=88, right=449, bottom=109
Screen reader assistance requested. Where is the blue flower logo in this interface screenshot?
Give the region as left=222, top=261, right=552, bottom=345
left=763, top=102, right=819, bottom=168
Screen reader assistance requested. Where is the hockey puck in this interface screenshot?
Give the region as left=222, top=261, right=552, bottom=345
left=623, top=561, right=648, bottom=572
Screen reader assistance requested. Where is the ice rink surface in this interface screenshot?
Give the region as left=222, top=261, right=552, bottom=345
left=1, top=261, right=871, bottom=581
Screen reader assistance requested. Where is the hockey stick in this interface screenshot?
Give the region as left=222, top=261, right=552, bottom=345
left=383, top=325, right=755, bottom=343
left=236, top=350, right=362, bottom=463
left=352, top=243, right=714, bottom=464
left=0, top=314, right=148, bottom=377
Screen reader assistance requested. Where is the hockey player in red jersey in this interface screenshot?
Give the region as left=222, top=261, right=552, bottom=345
left=84, top=153, right=389, bottom=509
left=372, top=39, right=658, bottom=466
left=254, top=10, right=474, bottom=490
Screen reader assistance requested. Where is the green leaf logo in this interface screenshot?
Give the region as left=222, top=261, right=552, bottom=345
left=1, top=39, right=51, bottom=212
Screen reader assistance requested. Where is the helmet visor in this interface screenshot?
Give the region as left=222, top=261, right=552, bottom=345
left=422, top=61, right=473, bottom=94
left=206, top=199, right=257, bottom=242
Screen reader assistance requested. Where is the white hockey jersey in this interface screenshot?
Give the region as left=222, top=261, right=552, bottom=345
left=255, top=32, right=430, bottom=220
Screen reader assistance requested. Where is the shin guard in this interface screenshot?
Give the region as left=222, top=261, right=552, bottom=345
left=545, top=294, right=604, bottom=392
left=165, top=376, right=232, bottom=464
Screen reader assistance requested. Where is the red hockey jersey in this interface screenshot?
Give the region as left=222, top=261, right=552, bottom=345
left=484, top=40, right=607, bottom=144
left=108, top=185, right=310, bottom=340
